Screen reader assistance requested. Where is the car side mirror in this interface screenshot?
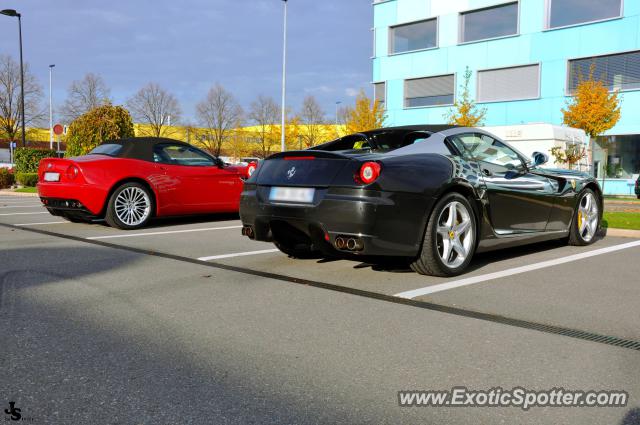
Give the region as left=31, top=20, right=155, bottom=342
left=532, top=151, right=549, bottom=167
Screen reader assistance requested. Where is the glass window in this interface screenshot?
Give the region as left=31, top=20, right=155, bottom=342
left=89, top=144, right=123, bottom=156
left=372, top=28, right=376, bottom=58
left=477, top=64, right=540, bottom=102
left=594, top=135, right=640, bottom=179
left=389, top=19, right=437, bottom=54
left=154, top=144, right=215, bottom=166
left=450, top=133, right=524, bottom=170
left=460, top=2, right=518, bottom=43
left=547, top=0, right=622, bottom=29
left=568, top=51, right=640, bottom=93
left=315, top=131, right=438, bottom=153
left=374, top=82, right=386, bottom=106
left=404, top=74, right=454, bottom=108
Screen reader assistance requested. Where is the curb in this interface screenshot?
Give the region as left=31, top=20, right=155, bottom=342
left=605, top=228, right=640, bottom=238
left=0, top=189, right=38, bottom=198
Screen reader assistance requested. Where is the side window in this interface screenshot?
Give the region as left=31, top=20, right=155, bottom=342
left=449, top=133, right=523, bottom=170
left=153, top=144, right=215, bottom=166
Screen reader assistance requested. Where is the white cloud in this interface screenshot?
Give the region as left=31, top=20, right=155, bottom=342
left=345, top=88, right=359, bottom=97
left=304, top=85, right=334, bottom=94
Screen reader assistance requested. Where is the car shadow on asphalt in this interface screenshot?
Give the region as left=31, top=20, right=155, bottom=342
left=350, top=232, right=608, bottom=276
left=0, top=246, right=359, bottom=424
left=90, top=212, right=241, bottom=229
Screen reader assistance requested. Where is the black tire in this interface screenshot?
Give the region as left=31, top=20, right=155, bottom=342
left=568, top=188, right=600, bottom=246
left=274, top=241, right=322, bottom=259
left=105, top=182, right=154, bottom=230
left=410, top=192, right=477, bottom=277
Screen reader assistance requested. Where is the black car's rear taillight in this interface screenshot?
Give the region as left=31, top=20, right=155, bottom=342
left=355, top=162, right=381, bottom=185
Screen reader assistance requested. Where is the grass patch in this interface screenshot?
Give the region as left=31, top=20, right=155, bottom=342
left=602, top=212, right=640, bottom=230
left=14, top=187, right=37, bottom=193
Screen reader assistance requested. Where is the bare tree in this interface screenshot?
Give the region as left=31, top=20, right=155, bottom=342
left=334, top=105, right=350, bottom=138
left=248, top=95, right=280, bottom=158
left=196, top=84, right=243, bottom=156
left=0, top=55, right=44, bottom=143
left=298, top=95, right=327, bottom=148
left=60, top=73, right=111, bottom=122
left=127, top=83, right=181, bottom=137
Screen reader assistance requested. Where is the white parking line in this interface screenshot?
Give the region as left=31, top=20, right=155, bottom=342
left=86, top=225, right=242, bottom=240
left=0, top=202, right=41, bottom=206
left=0, top=205, right=43, bottom=209
left=14, top=221, right=69, bottom=226
left=394, top=240, right=640, bottom=299
left=0, top=211, right=49, bottom=216
left=198, top=249, right=279, bottom=261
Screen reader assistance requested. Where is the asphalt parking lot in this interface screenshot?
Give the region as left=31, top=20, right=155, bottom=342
left=2, top=193, right=640, bottom=424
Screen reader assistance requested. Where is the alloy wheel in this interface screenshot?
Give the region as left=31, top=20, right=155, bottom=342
left=114, top=187, right=151, bottom=227
left=578, top=192, right=599, bottom=242
left=436, top=201, right=474, bottom=269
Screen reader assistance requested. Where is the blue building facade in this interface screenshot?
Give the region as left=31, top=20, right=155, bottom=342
left=372, top=0, right=640, bottom=184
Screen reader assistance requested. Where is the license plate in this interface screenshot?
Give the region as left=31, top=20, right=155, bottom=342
left=269, top=187, right=315, bottom=203
left=43, top=172, right=60, bottom=182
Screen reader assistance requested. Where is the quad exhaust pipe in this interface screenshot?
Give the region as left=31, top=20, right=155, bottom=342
left=242, top=225, right=255, bottom=239
left=334, top=235, right=364, bottom=252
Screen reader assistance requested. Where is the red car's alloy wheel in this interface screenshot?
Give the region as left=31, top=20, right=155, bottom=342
left=113, top=186, right=151, bottom=227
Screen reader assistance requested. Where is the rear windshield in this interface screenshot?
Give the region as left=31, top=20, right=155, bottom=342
left=313, top=131, right=434, bottom=154
left=89, top=144, right=123, bottom=156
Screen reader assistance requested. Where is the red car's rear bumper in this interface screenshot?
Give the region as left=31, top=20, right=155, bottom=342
left=37, top=182, right=108, bottom=215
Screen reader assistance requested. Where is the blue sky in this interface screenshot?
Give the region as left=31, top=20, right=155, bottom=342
left=0, top=0, right=372, bottom=123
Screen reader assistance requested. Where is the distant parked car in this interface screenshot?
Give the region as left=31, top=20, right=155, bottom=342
left=635, top=176, right=640, bottom=199
left=37, top=137, right=256, bottom=229
left=240, top=157, right=261, bottom=165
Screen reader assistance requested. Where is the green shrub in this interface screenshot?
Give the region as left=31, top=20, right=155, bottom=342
left=0, top=168, right=15, bottom=188
left=65, top=104, right=135, bottom=157
left=16, top=172, right=38, bottom=187
left=14, top=148, right=57, bottom=173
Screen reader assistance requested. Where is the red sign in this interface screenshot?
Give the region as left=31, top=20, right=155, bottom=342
left=53, top=124, right=64, bottom=135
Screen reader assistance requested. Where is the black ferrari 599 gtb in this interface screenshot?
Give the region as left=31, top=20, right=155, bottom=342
left=239, top=125, right=602, bottom=276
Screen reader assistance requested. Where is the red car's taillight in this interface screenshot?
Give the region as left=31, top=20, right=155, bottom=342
left=66, top=164, right=79, bottom=180
left=356, top=162, right=381, bottom=185
left=247, top=163, right=257, bottom=177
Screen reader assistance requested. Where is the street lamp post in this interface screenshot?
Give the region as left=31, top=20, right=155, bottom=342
left=49, top=65, right=55, bottom=151
left=280, top=0, right=288, bottom=152
left=1, top=9, right=26, bottom=148
left=335, top=101, right=342, bottom=126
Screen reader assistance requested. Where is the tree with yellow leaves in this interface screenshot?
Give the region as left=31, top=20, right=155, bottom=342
left=562, top=65, right=621, bottom=139
left=550, top=144, right=587, bottom=170
left=344, top=90, right=385, bottom=134
left=445, top=67, right=486, bottom=127
left=562, top=64, right=621, bottom=188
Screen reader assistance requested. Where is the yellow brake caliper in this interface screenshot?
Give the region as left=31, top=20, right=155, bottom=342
left=577, top=210, right=583, bottom=229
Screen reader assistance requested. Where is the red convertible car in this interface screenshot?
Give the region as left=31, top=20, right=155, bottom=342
left=37, top=137, right=256, bottom=229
